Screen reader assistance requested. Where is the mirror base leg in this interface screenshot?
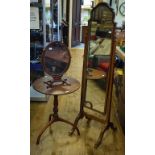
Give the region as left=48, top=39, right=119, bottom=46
left=69, top=112, right=84, bottom=136
left=94, top=122, right=117, bottom=148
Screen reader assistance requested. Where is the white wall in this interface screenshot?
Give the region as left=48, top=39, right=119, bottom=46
left=62, top=0, right=67, bottom=21
left=81, top=9, right=91, bottom=26
left=83, top=0, right=92, bottom=6
left=111, top=0, right=125, bottom=27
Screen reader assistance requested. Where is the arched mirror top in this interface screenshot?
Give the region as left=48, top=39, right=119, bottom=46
left=42, top=41, right=71, bottom=78
left=90, top=2, right=115, bottom=24
left=87, top=3, right=115, bottom=57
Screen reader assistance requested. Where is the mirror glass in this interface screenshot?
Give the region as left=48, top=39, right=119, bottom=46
left=42, top=41, right=71, bottom=77
left=85, top=3, right=114, bottom=113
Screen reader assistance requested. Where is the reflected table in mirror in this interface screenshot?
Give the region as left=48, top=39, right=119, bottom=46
left=87, top=68, right=106, bottom=80
left=85, top=68, right=106, bottom=120
left=32, top=75, right=80, bottom=144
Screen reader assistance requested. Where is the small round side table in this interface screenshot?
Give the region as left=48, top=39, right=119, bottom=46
left=32, top=75, right=80, bottom=144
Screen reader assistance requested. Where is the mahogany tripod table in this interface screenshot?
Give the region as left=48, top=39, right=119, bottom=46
left=32, top=75, right=80, bottom=144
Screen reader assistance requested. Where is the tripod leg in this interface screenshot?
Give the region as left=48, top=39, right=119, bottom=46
left=94, top=124, right=109, bottom=149
left=48, top=114, right=53, bottom=134
left=69, top=112, right=84, bottom=135
left=36, top=119, right=55, bottom=145
left=94, top=122, right=117, bottom=148
left=58, top=117, right=80, bottom=135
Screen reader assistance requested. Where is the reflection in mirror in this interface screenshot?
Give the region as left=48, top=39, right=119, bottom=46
left=43, top=41, right=70, bottom=77
left=85, top=3, right=115, bottom=114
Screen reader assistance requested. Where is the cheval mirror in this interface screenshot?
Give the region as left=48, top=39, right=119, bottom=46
left=70, top=2, right=116, bottom=148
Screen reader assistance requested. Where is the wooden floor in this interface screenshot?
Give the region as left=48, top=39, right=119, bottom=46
left=30, top=48, right=125, bottom=155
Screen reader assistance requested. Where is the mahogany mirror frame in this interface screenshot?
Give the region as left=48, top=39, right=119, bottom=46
left=42, top=41, right=71, bottom=82
left=81, top=2, right=116, bottom=118
left=70, top=2, right=117, bottom=148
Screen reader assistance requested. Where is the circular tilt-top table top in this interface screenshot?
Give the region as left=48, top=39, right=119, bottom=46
left=32, top=75, right=80, bottom=96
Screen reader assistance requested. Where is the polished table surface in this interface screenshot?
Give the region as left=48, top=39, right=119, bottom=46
left=32, top=75, right=80, bottom=95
